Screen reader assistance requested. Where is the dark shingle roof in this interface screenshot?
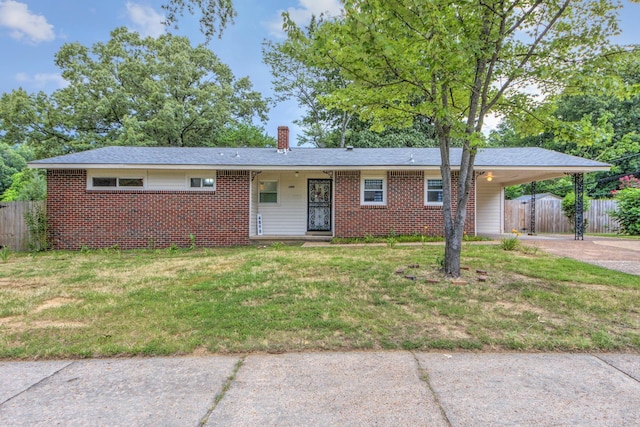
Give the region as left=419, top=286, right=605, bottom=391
left=29, top=146, right=609, bottom=169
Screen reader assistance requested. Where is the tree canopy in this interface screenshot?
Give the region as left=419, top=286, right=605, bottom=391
left=162, top=0, right=235, bottom=40
left=490, top=50, right=640, bottom=198
left=263, top=20, right=437, bottom=148
left=0, top=143, right=31, bottom=195
left=284, top=0, right=624, bottom=277
left=0, top=27, right=271, bottom=159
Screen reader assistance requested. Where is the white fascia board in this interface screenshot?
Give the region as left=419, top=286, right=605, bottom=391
left=30, top=164, right=609, bottom=172
left=29, top=163, right=445, bottom=171
left=475, top=166, right=610, bottom=172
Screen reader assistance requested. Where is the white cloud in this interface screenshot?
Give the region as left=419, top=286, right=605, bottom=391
left=15, top=72, right=67, bottom=89
left=267, top=0, right=342, bottom=38
left=0, top=0, right=54, bottom=43
left=481, top=113, right=502, bottom=135
left=125, top=2, right=165, bottom=38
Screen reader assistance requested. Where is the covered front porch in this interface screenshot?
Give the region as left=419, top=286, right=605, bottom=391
left=249, top=170, right=335, bottom=240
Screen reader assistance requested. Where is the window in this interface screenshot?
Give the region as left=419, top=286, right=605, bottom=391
left=259, top=180, right=278, bottom=203
left=118, top=178, right=144, bottom=187
left=189, top=175, right=216, bottom=190
left=92, top=177, right=117, bottom=187
left=361, top=176, right=387, bottom=206
left=91, top=177, right=143, bottom=188
left=425, top=177, right=443, bottom=205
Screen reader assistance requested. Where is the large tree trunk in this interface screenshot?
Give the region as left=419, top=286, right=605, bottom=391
left=437, top=124, right=475, bottom=278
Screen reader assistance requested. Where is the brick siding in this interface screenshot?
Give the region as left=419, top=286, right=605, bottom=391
left=46, top=168, right=475, bottom=249
left=334, top=170, right=475, bottom=238
left=46, top=169, right=250, bottom=249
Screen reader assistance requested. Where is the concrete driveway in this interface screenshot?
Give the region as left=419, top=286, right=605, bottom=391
left=518, top=234, right=640, bottom=276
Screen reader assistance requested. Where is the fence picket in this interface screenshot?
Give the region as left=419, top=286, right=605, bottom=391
left=504, top=199, right=618, bottom=234
left=0, top=201, right=45, bottom=251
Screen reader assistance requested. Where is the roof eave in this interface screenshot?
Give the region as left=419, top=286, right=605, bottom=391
left=28, top=163, right=448, bottom=170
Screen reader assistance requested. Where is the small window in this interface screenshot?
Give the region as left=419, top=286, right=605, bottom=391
left=118, top=178, right=144, bottom=187
left=426, top=178, right=443, bottom=205
left=259, top=181, right=278, bottom=203
left=189, top=176, right=216, bottom=189
left=93, top=177, right=117, bottom=187
left=91, top=176, right=144, bottom=189
left=361, top=177, right=386, bottom=205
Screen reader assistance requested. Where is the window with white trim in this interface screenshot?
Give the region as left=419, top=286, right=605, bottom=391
left=361, top=176, right=387, bottom=205
left=425, top=176, right=443, bottom=205
left=188, top=174, right=216, bottom=190
left=91, top=176, right=144, bottom=189
left=259, top=180, right=278, bottom=203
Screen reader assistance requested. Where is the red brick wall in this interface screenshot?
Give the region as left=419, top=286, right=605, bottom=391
left=334, top=170, right=475, bottom=238
left=46, top=169, right=250, bottom=249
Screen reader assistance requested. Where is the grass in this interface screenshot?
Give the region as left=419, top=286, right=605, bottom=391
left=331, top=234, right=490, bottom=244
left=1, top=243, right=639, bottom=359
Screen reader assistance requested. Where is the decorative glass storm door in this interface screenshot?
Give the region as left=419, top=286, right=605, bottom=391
left=308, top=179, right=332, bottom=231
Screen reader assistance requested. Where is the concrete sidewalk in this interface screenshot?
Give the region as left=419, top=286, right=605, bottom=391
left=1, top=352, right=639, bottom=426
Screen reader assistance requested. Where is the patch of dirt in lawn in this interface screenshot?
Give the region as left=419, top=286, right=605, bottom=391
left=563, top=282, right=614, bottom=292
left=88, top=257, right=245, bottom=292
left=432, top=322, right=473, bottom=340
left=0, top=297, right=86, bottom=331
left=0, top=317, right=87, bottom=330
left=191, top=346, right=214, bottom=357
left=33, top=297, right=80, bottom=313
left=0, top=277, right=51, bottom=290
left=0, top=316, right=16, bottom=326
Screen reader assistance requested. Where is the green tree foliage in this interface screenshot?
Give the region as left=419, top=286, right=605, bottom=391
left=1, top=168, right=46, bottom=202
left=504, top=177, right=575, bottom=200
left=264, top=20, right=438, bottom=148
left=162, top=0, right=235, bottom=40
left=490, top=51, right=640, bottom=198
left=611, top=188, right=640, bottom=235
left=0, top=143, right=31, bottom=194
left=285, top=0, right=622, bottom=277
left=263, top=23, right=354, bottom=148
left=561, top=191, right=591, bottom=231
left=0, top=28, right=270, bottom=159
left=215, top=123, right=276, bottom=147
left=610, top=175, right=640, bottom=235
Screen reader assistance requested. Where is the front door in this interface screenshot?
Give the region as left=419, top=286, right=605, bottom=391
left=308, top=179, right=332, bottom=232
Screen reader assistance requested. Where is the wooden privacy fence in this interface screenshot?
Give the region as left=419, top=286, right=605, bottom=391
left=0, top=201, right=45, bottom=251
left=504, top=199, right=619, bottom=234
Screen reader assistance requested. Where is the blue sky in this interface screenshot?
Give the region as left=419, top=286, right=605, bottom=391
left=0, top=0, right=639, bottom=145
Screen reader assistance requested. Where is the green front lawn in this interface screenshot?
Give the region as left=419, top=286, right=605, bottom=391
left=1, top=243, right=639, bottom=359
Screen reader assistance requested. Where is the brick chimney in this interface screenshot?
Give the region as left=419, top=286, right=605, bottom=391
left=277, top=126, right=290, bottom=152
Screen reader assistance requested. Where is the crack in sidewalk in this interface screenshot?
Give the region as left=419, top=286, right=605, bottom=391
left=0, top=361, right=75, bottom=407
left=411, top=352, right=452, bottom=427
left=198, top=355, right=246, bottom=426
left=594, top=354, right=640, bottom=384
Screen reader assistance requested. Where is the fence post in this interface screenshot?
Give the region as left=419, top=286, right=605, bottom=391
left=529, top=181, right=537, bottom=235
left=574, top=173, right=584, bottom=240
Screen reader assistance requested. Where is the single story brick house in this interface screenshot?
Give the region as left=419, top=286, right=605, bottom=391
left=29, top=126, right=609, bottom=249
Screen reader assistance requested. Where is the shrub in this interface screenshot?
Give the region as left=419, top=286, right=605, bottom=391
left=561, top=192, right=590, bottom=231
left=500, top=229, right=520, bottom=251
left=610, top=187, right=640, bottom=235
left=24, top=202, right=49, bottom=251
